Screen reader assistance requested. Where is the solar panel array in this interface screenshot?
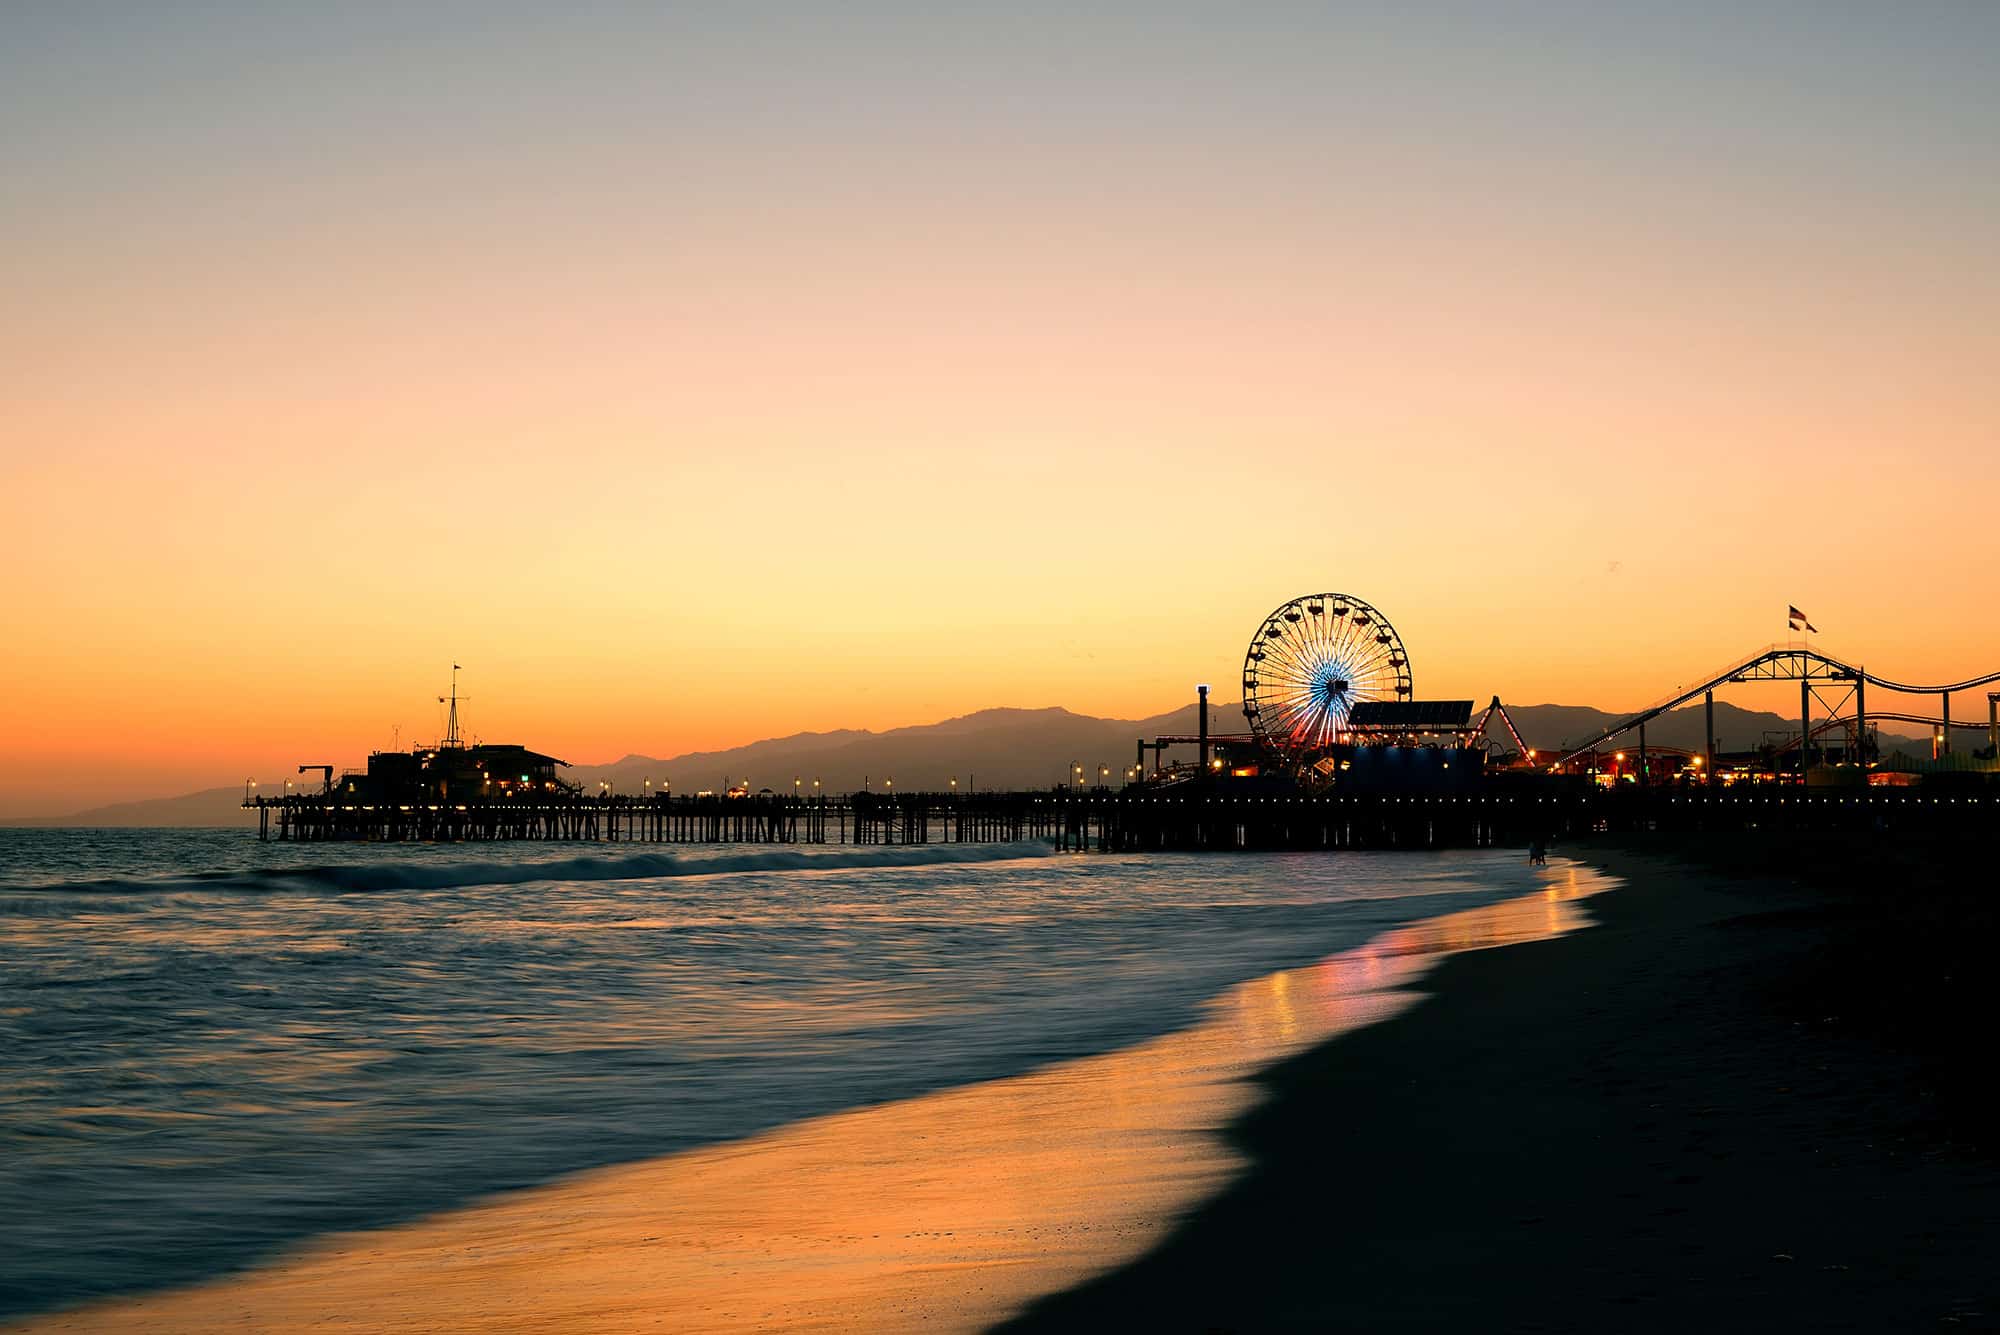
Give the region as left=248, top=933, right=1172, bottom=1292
left=1346, top=700, right=1475, bottom=728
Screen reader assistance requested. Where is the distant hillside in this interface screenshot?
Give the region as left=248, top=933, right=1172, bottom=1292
left=569, top=703, right=1230, bottom=796
left=1, top=786, right=255, bottom=830
left=7, top=698, right=1938, bottom=827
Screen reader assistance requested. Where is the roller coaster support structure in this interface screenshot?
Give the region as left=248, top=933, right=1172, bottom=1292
left=1554, top=644, right=2000, bottom=776
left=1808, top=683, right=1824, bottom=775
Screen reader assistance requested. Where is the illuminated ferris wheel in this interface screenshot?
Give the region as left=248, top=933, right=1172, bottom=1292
left=1241, top=593, right=1414, bottom=758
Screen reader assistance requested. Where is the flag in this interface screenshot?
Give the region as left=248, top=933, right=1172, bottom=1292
left=1788, top=606, right=1818, bottom=634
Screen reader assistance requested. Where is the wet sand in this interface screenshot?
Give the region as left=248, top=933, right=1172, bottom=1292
left=12, top=868, right=1609, bottom=1333
left=1005, top=839, right=2000, bottom=1332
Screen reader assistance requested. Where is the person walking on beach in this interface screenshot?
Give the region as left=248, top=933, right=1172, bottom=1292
left=1528, top=837, right=1547, bottom=866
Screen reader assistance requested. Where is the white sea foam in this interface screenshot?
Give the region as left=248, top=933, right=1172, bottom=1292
left=11, top=839, right=1056, bottom=897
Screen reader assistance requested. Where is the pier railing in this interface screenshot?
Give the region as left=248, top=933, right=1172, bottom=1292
left=246, top=791, right=1065, bottom=846
left=245, top=786, right=2000, bottom=850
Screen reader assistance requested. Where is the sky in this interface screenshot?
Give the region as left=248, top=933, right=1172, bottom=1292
left=3, top=2, right=1997, bottom=816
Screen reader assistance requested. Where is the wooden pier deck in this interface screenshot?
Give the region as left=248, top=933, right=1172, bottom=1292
left=247, top=787, right=2000, bottom=850
left=249, top=791, right=1050, bottom=846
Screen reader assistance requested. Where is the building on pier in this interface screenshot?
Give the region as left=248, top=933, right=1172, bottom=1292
left=331, top=667, right=572, bottom=802
left=334, top=743, right=571, bottom=802
left=1343, top=699, right=1477, bottom=746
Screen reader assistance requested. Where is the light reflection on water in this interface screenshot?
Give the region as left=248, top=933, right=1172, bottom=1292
left=22, top=866, right=1610, bottom=1334
left=0, top=832, right=1603, bottom=1322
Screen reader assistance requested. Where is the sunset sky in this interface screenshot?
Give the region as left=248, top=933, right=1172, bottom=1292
left=4, top=3, right=1997, bottom=816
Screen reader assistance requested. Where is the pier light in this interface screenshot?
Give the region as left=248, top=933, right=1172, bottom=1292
left=1615, top=752, right=1626, bottom=762
left=813, top=778, right=821, bottom=790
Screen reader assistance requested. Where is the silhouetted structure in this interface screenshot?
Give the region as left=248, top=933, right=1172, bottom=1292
left=334, top=743, right=569, bottom=803
left=250, top=628, right=2000, bottom=850
left=247, top=785, right=2000, bottom=847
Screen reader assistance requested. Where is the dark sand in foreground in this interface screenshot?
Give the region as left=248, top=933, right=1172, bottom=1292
left=1005, top=835, right=2000, bottom=1332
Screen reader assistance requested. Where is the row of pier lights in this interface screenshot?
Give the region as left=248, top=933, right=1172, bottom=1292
left=245, top=768, right=1146, bottom=802
left=592, top=769, right=1134, bottom=797
left=563, top=770, right=1138, bottom=799
left=601, top=776, right=982, bottom=798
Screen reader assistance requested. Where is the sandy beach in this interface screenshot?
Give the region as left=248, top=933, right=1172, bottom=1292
left=1006, top=834, right=2000, bottom=1331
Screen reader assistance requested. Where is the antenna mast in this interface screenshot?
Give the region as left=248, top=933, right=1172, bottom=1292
left=441, top=663, right=464, bottom=747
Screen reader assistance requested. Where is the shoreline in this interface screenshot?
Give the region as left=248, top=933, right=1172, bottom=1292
left=1004, top=836, right=2000, bottom=1331
left=8, top=866, right=1610, bottom=1333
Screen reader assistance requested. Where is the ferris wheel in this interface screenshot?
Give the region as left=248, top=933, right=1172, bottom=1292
left=1241, top=593, right=1414, bottom=758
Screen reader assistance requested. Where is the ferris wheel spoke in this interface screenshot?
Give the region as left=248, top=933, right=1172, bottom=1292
left=1274, top=696, right=1331, bottom=745
left=1306, top=613, right=1342, bottom=659
left=1260, top=628, right=1318, bottom=678
left=1264, top=687, right=1320, bottom=734
left=1248, top=634, right=1310, bottom=685
left=1346, top=642, right=1395, bottom=682
left=1353, top=632, right=1406, bottom=680
left=1290, top=708, right=1332, bottom=748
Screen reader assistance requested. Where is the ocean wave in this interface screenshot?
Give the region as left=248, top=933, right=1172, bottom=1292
left=2, top=840, right=1057, bottom=898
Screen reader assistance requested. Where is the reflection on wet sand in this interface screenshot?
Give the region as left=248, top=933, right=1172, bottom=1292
left=18, top=866, right=1609, bottom=1335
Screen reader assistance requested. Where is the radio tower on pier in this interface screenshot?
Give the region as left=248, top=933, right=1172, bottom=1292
left=440, top=664, right=466, bottom=748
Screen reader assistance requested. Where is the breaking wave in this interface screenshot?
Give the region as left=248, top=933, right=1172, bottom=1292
left=6, top=840, right=1056, bottom=897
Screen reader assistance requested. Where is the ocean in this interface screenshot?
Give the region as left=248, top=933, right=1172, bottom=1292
left=0, top=828, right=1573, bottom=1320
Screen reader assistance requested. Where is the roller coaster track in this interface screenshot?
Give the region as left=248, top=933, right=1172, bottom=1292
left=1766, top=713, right=1992, bottom=758
left=1554, top=644, right=2000, bottom=767
left=1820, top=711, right=1992, bottom=735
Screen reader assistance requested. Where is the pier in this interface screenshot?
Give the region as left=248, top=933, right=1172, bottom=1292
left=249, top=791, right=1051, bottom=846
left=247, top=787, right=2000, bottom=850
left=243, top=614, right=2000, bottom=854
